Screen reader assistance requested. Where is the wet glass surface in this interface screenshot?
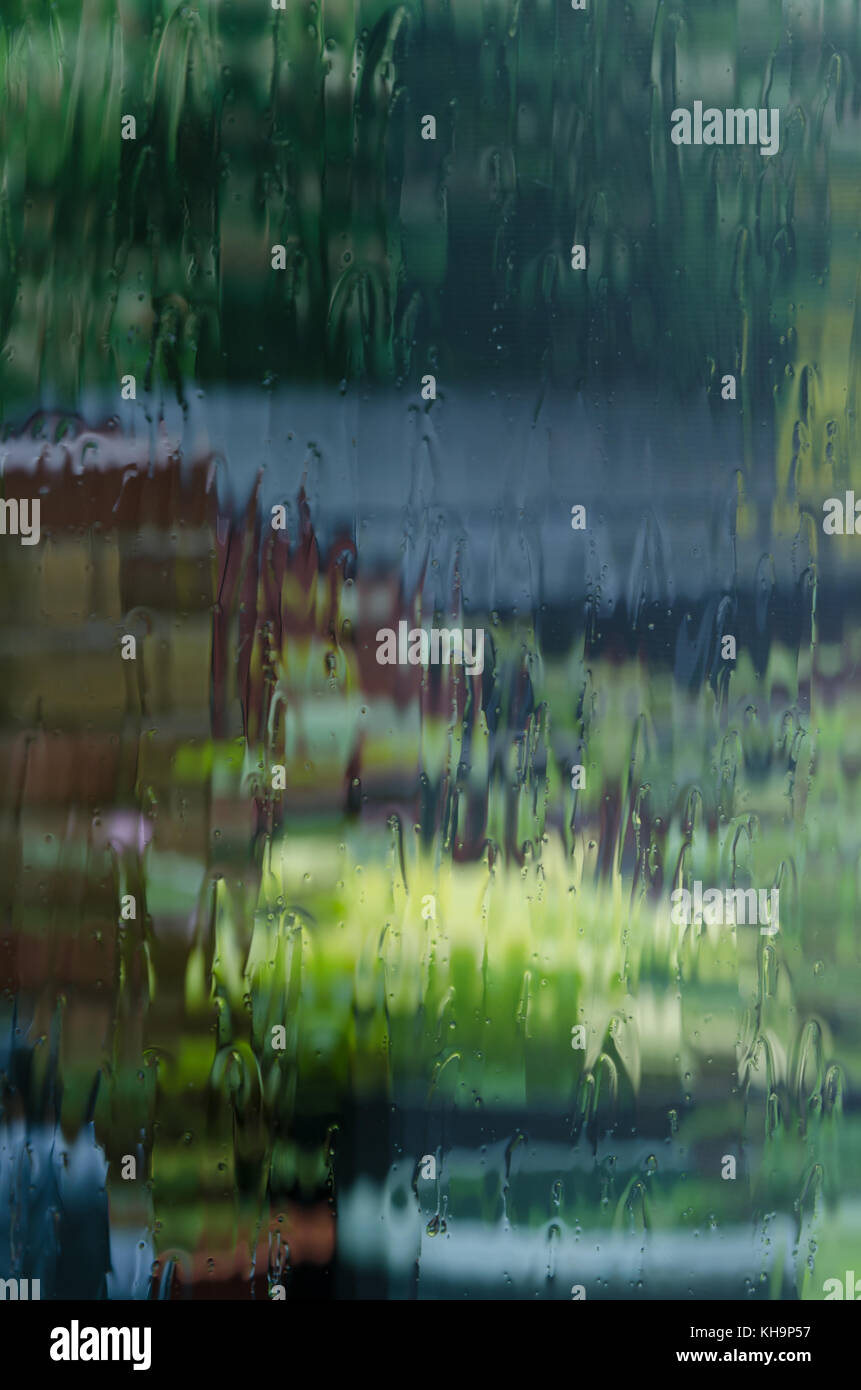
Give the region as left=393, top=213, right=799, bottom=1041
left=0, top=1, right=859, bottom=1304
